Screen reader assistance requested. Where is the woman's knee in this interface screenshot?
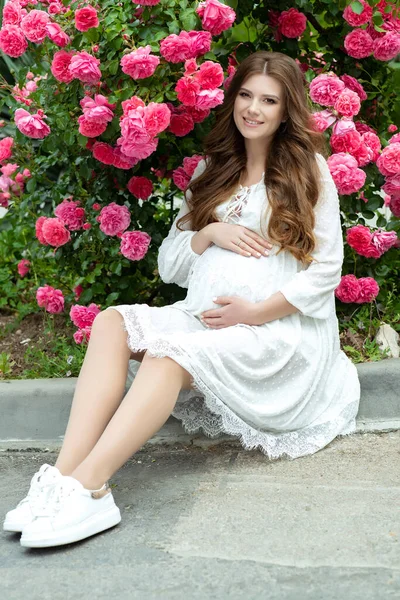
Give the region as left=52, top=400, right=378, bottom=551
left=91, top=309, right=124, bottom=336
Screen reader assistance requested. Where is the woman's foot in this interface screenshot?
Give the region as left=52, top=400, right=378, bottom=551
left=20, top=475, right=121, bottom=548
left=3, top=464, right=63, bottom=533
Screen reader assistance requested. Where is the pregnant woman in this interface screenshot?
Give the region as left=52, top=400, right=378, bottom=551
left=4, top=50, right=360, bottom=548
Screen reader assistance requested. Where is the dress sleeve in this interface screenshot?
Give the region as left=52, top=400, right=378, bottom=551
left=278, top=153, right=344, bottom=320
left=157, top=158, right=207, bottom=288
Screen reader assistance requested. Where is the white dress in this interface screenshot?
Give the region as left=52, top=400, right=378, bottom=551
left=108, top=153, right=361, bottom=460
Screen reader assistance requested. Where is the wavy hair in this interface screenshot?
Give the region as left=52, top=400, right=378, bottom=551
left=176, top=51, right=328, bottom=264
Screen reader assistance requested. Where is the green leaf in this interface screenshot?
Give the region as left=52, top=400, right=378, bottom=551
left=79, top=288, right=93, bottom=304
left=350, top=1, right=364, bottom=15
left=180, top=8, right=198, bottom=31
left=26, top=178, right=37, bottom=193
left=78, top=134, right=88, bottom=148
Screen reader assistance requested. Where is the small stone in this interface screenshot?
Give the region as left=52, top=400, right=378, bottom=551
left=375, top=323, right=399, bottom=359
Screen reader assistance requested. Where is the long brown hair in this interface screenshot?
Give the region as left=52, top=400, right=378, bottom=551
left=176, top=51, right=328, bottom=264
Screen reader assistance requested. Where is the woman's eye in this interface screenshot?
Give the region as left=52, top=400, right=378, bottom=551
left=239, top=92, right=275, bottom=104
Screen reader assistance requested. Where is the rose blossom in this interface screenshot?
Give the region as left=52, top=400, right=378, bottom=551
left=327, top=152, right=366, bottom=195
left=196, top=0, right=236, bottom=36
left=334, top=88, right=361, bottom=118
left=168, top=111, right=194, bottom=136
left=183, top=154, right=203, bottom=176
left=311, top=110, right=336, bottom=132
left=51, top=50, right=74, bottom=83
left=309, top=73, right=345, bottom=107
left=389, top=196, right=400, bottom=217
left=339, top=75, right=367, bottom=101
left=343, top=0, right=372, bottom=27
left=20, top=9, right=50, bottom=43
left=330, top=124, right=362, bottom=154
left=35, top=216, right=48, bottom=245
left=355, top=278, right=379, bottom=303
left=36, top=285, right=65, bottom=314
left=0, top=25, right=28, bottom=58
left=160, top=31, right=211, bottom=63
left=99, top=202, right=131, bottom=236
left=54, top=199, right=86, bottom=231
left=195, top=88, right=224, bottom=109
left=388, top=125, right=398, bottom=133
left=73, top=327, right=92, bottom=345
left=120, top=230, right=151, bottom=261
left=75, top=6, right=99, bottom=32
left=92, top=142, right=115, bottom=165
left=172, top=167, right=191, bottom=190
left=80, top=94, right=115, bottom=123
left=344, top=29, right=374, bottom=59
left=127, top=176, right=153, bottom=200
left=373, top=32, right=400, bottom=61
left=382, top=174, right=400, bottom=199
left=0, top=137, right=14, bottom=162
left=389, top=133, right=400, bottom=145
left=17, top=259, right=30, bottom=277
left=176, top=77, right=201, bottom=106
left=346, top=224, right=380, bottom=258
left=194, top=60, right=224, bottom=89
left=70, top=303, right=100, bottom=328
left=14, top=108, right=51, bottom=139
left=120, top=45, right=160, bottom=79
left=143, top=102, right=171, bottom=136
left=131, top=0, right=160, bottom=4
left=69, top=51, right=101, bottom=84
left=41, top=217, right=71, bottom=247
left=78, top=116, right=107, bottom=138
left=377, top=143, right=400, bottom=176
left=278, top=8, right=307, bottom=38
left=371, top=229, right=398, bottom=254
left=3, top=2, right=22, bottom=26
left=334, top=274, right=361, bottom=303
left=46, top=22, right=70, bottom=47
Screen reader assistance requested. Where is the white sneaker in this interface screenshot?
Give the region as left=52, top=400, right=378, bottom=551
left=3, top=463, right=63, bottom=533
left=20, top=475, right=121, bottom=548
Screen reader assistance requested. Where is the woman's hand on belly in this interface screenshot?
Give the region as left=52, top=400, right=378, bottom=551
left=207, top=223, right=273, bottom=258
left=200, top=295, right=259, bottom=329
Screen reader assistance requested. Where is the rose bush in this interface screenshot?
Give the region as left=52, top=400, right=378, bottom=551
left=0, top=0, right=399, bottom=350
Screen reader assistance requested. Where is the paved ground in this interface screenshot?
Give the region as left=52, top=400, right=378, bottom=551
left=1, top=431, right=399, bottom=600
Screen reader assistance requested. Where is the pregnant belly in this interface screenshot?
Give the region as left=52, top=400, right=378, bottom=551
left=186, top=245, right=283, bottom=313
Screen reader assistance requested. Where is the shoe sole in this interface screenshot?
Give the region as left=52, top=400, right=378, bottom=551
left=20, top=505, right=121, bottom=548
left=3, top=522, right=24, bottom=533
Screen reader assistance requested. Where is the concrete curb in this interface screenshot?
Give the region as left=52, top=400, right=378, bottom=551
left=0, top=358, right=399, bottom=451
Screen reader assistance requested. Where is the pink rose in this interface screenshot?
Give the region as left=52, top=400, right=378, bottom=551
left=131, top=0, right=160, bottom=4
left=309, top=73, right=345, bottom=107
left=176, top=76, right=201, bottom=106
left=371, top=229, right=398, bottom=254
left=127, top=176, right=153, bottom=200
left=0, top=25, right=28, bottom=58
left=352, top=143, right=373, bottom=168
left=327, top=152, right=366, bottom=195
left=330, top=127, right=362, bottom=154
left=112, top=146, right=139, bottom=170
left=99, top=202, right=131, bottom=236
left=2, top=2, right=22, bottom=26
left=20, top=9, right=50, bottom=43
left=388, top=125, right=398, bottom=133
left=377, top=143, right=400, bottom=176
left=355, top=121, right=377, bottom=135
left=344, top=29, right=374, bottom=59
left=80, top=94, right=115, bottom=123
left=183, top=154, right=203, bottom=176
left=195, top=88, right=224, bottom=109
left=73, top=326, right=92, bottom=345
left=119, top=106, right=150, bottom=146
left=143, top=102, right=171, bottom=136
left=54, top=199, right=86, bottom=231
left=41, top=217, right=71, bottom=247
left=17, top=259, right=30, bottom=277
left=187, top=30, right=212, bottom=58
left=14, top=108, right=51, bottom=139
left=78, top=116, right=107, bottom=138
left=120, top=230, right=151, bottom=261
left=389, top=196, right=400, bottom=217
left=0, top=137, right=14, bottom=162
left=373, top=32, right=400, bottom=61
left=120, top=45, right=160, bottom=79
left=172, top=167, right=191, bottom=190
left=186, top=105, right=210, bottom=123
left=75, top=6, right=99, bottom=32
left=278, top=8, right=307, bottom=38
left=92, top=142, right=115, bottom=165
left=339, top=75, right=367, bottom=101
left=311, top=110, right=336, bottom=133
left=73, top=284, right=83, bottom=301
left=168, top=111, right=194, bottom=136
left=160, top=33, right=192, bottom=63
left=346, top=224, right=380, bottom=258
left=46, top=22, right=70, bottom=47
left=389, top=133, right=400, bottom=145
left=36, top=285, right=65, bottom=314
left=70, top=303, right=100, bottom=328
left=355, top=277, right=380, bottom=303
left=69, top=51, right=101, bottom=84
left=194, top=60, right=224, bottom=89
left=51, top=50, right=74, bottom=83
left=196, top=0, right=236, bottom=36
left=335, top=274, right=361, bottom=303
left=361, top=131, right=381, bottom=162
left=382, top=174, right=400, bottom=199
left=121, top=96, right=145, bottom=115
left=334, top=88, right=361, bottom=118
left=343, top=0, right=372, bottom=27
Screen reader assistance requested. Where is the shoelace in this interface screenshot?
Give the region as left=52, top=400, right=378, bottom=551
left=17, top=466, right=49, bottom=509
left=31, top=479, right=78, bottom=518
left=223, top=187, right=251, bottom=222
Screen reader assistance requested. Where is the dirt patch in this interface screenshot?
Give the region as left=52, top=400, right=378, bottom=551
left=0, top=311, right=77, bottom=378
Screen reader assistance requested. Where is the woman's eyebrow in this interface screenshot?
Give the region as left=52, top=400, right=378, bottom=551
left=240, top=87, right=280, bottom=100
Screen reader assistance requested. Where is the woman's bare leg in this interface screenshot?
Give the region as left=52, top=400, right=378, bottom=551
left=55, top=309, right=140, bottom=476
left=69, top=352, right=192, bottom=490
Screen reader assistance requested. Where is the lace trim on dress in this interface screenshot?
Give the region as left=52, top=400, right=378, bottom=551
left=113, top=305, right=359, bottom=462
left=222, top=173, right=265, bottom=223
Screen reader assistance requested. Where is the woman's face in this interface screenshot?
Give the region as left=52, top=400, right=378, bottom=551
left=233, top=73, right=286, bottom=143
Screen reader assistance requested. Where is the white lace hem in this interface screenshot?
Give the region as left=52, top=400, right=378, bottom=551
left=109, top=305, right=360, bottom=461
